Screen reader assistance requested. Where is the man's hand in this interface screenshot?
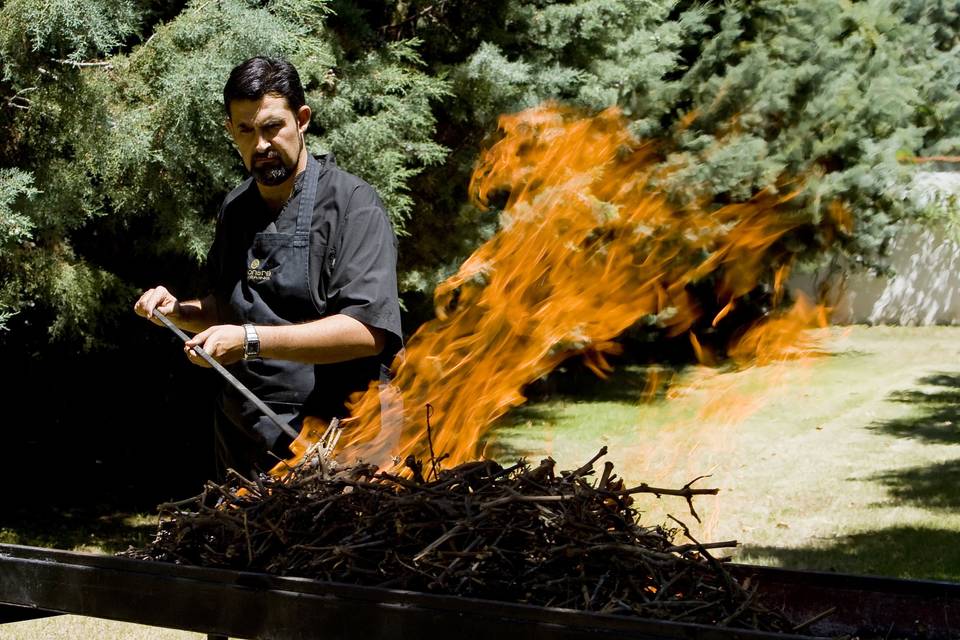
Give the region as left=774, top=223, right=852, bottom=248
left=184, top=324, right=246, bottom=367
left=134, top=286, right=180, bottom=327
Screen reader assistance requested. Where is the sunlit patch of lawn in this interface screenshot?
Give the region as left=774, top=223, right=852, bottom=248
left=489, top=326, right=960, bottom=581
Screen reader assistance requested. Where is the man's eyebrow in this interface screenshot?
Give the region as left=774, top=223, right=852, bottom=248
left=234, top=118, right=283, bottom=130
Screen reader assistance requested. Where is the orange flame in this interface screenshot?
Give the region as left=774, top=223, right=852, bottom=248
left=328, top=104, right=827, bottom=471
left=728, top=294, right=829, bottom=367
left=265, top=416, right=331, bottom=476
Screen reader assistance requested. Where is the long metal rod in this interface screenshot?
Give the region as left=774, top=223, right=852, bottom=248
left=152, top=310, right=299, bottom=440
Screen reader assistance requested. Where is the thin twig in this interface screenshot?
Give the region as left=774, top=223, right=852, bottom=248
left=425, top=403, right=441, bottom=481
left=55, top=59, right=114, bottom=69
left=791, top=606, right=837, bottom=632
left=905, top=155, right=960, bottom=163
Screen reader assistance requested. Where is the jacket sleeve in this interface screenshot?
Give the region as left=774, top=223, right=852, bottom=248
left=325, top=184, right=403, bottom=346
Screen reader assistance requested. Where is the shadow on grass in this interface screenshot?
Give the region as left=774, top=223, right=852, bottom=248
left=525, top=363, right=673, bottom=405
left=867, top=372, right=960, bottom=445
left=0, top=505, right=157, bottom=554
left=495, top=403, right=558, bottom=427
left=486, top=365, right=670, bottom=463
left=871, top=458, right=960, bottom=510
left=739, top=525, right=960, bottom=581
left=484, top=407, right=562, bottom=466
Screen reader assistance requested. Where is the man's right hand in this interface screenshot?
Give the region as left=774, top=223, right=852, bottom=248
left=134, top=286, right=180, bottom=327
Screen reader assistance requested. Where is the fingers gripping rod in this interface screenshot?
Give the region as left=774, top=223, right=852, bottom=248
left=152, top=310, right=300, bottom=441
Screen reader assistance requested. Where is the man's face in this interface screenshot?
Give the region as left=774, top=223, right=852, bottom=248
left=226, top=93, right=311, bottom=187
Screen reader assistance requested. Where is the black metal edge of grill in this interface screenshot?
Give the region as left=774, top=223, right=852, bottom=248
left=730, top=563, right=960, bottom=599
left=1, top=544, right=957, bottom=640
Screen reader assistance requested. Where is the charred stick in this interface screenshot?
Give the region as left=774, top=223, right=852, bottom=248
left=568, top=446, right=608, bottom=479
left=664, top=540, right=738, bottom=554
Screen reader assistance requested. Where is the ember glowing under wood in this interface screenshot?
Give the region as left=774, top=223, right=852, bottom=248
left=338, top=105, right=830, bottom=472
left=126, top=450, right=802, bottom=632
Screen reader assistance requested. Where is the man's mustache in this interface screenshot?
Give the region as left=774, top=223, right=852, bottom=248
left=253, top=150, right=281, bottom=162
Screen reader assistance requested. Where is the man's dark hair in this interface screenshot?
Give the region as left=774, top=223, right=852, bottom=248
left=223, top=56, right=306, bottom=118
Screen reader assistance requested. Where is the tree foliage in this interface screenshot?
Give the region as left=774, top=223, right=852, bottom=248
left=0, top=0, right=957, bottom=345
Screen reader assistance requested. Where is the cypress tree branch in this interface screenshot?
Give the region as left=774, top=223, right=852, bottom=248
left=55, top=59, right=113, bottom=68
left=907, top=156, right=960, bottom=164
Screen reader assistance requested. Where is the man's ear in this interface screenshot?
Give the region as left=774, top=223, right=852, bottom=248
left=224, top=119, right=242, bottom=157
left=297, top=105, right=312, bottom=134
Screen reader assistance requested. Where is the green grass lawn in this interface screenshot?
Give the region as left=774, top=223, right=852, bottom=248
left=488, top=325, right=960, bottom=581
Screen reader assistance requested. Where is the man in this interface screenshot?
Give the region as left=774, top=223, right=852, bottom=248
left=134, top=57, right=402, bottom=477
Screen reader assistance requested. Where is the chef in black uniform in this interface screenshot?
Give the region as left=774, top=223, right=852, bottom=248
left=135, top=57, right=402, bottom=477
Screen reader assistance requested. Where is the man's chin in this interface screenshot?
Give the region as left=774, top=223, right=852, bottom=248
left=252, top=167, right=293, bottom=187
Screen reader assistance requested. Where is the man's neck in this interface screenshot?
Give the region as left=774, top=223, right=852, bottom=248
left=256, top=153, right=309, bottom=212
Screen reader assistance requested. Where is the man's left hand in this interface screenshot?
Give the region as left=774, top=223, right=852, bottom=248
left=184, top=324, right=246, bottom=367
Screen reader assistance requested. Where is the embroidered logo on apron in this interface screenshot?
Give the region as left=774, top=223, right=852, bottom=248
left=248, top=258, right=272, bottom=283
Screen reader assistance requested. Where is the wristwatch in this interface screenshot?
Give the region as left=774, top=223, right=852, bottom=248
left=242, top=324, right=260, bottom=360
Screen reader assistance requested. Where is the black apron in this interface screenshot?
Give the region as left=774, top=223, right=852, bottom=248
left=215, top=156, right=326, bottom=474
left=213, top=156, right=399, bottom=478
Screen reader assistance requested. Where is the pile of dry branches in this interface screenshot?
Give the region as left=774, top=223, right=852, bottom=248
left=125, top=447, right=796, bottom=631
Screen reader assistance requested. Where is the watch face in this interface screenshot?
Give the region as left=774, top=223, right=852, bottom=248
left=243, top=325, right=260, bottom=359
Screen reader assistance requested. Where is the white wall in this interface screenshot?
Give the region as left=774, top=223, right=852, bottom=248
left=791, top=223, right=960, bottom=326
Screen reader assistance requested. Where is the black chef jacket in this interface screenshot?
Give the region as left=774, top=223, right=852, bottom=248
left=206, top=153, right=402, bottom=459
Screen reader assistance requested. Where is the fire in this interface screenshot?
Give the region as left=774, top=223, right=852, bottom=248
left=266, top=415, right=332, bottom=476
left=327, top=104, right=829, bottom=471
left=728, top=294, right=829, bottom=366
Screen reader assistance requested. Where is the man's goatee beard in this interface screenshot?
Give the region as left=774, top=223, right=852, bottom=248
left=251, top=137, right=304, bottom=187
left=252, top=163, right=295, bottom=186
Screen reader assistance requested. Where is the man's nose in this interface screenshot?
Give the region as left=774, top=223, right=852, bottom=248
left=255, top=134, right=271, bottom=154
